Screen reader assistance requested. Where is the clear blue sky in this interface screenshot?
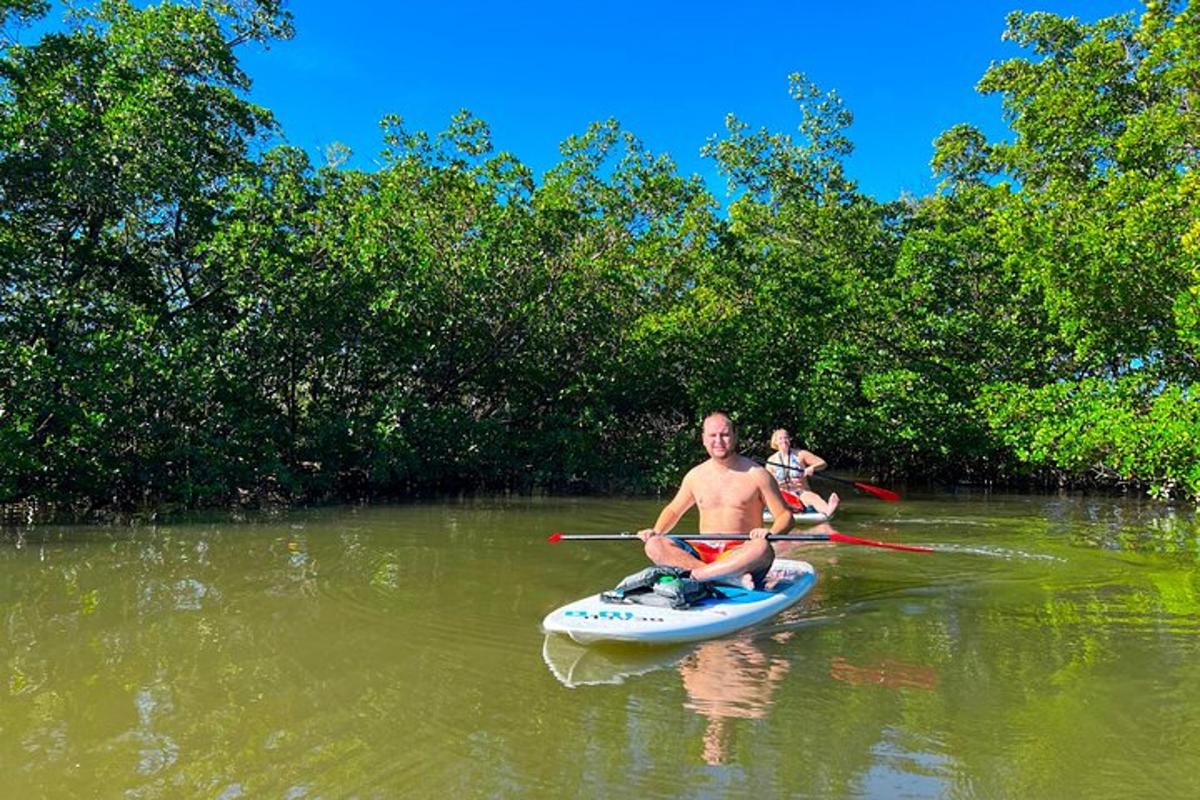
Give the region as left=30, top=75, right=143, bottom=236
left=237, top=1, right=1137, bottom=202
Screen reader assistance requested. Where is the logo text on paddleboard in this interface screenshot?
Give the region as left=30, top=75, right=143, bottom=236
left=564, top=609, right=634, bottom=621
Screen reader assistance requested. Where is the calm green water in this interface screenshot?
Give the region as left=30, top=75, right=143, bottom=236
left=2, top=493, right=1198, bottom=798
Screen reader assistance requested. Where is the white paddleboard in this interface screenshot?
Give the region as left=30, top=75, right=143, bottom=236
left=541, top=559, right=816, bottom=645
left=763, top=508, right=832, bottom=523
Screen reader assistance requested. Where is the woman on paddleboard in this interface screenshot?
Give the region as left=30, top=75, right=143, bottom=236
left=766, top=429, right=839, bottom=517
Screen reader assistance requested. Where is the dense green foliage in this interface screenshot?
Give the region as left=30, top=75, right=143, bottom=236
left=1, top=0, right=1197, bottom=511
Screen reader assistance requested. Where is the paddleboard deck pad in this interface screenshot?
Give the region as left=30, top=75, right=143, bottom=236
left=542, top=558, right=816, bottom=645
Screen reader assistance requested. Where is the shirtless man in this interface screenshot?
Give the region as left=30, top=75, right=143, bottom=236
left=638, top=412, right=794, bottom=588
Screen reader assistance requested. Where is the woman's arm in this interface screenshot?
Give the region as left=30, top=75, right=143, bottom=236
left=798, top=450, right=827, bottom=476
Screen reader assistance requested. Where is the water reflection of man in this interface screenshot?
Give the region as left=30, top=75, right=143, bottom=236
left=678, top=636, right=791, bottom=765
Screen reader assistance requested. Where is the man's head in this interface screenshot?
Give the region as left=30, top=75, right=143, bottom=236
left=701, top=412, right=737, bottom=461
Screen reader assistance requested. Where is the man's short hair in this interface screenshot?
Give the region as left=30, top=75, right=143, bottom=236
left=702, top=410, right=736, bottom=434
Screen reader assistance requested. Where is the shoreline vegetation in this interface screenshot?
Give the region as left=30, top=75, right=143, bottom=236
left=2, top=1, right=1198, bottom=517
left=0, top=480, right=1181, bottom=529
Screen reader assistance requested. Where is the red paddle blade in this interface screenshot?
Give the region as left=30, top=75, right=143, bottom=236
left=780, top=489, right=803, bottom=509
left=829, top=531, right=933, bottom=554
left=855, top=482, right=901, bottom=502
left=547, top=532, right=564, bottom=543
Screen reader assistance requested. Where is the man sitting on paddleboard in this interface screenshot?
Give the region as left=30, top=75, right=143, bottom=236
left=766, top=428, right=839, bottom=517
left=638, top=412, right=795, bottom=589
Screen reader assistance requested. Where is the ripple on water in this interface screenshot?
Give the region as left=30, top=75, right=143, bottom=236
left=928, top=543, right=1066, bottom=562
left=857, top=727, right=957, bottom=798
left=884, top=518, right=1002, bottom=527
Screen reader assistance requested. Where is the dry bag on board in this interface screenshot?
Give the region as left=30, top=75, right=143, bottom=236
left=599, top=566, right=723, bottom=610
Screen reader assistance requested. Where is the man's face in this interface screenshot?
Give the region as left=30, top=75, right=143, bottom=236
left=702, top=415, right=735, bottom=459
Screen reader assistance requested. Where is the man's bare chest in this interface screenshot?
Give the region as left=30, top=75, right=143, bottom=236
left=694, top=476, right=760, bottom=510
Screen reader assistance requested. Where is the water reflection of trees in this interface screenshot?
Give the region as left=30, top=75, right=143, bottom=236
left=0, top=524, right=357, bottom=795
left=2, top=513, right=1199, bottom=796
left=1, top=513, right=548, bottom=795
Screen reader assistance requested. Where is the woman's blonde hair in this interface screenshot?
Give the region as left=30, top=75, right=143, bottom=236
left=770, top=429, right=790, bottom=450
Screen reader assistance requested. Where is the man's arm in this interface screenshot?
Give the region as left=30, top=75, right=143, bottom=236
left=638, top=473, right=697, bottom=540
left=759, top=469, right=795, bottom=536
